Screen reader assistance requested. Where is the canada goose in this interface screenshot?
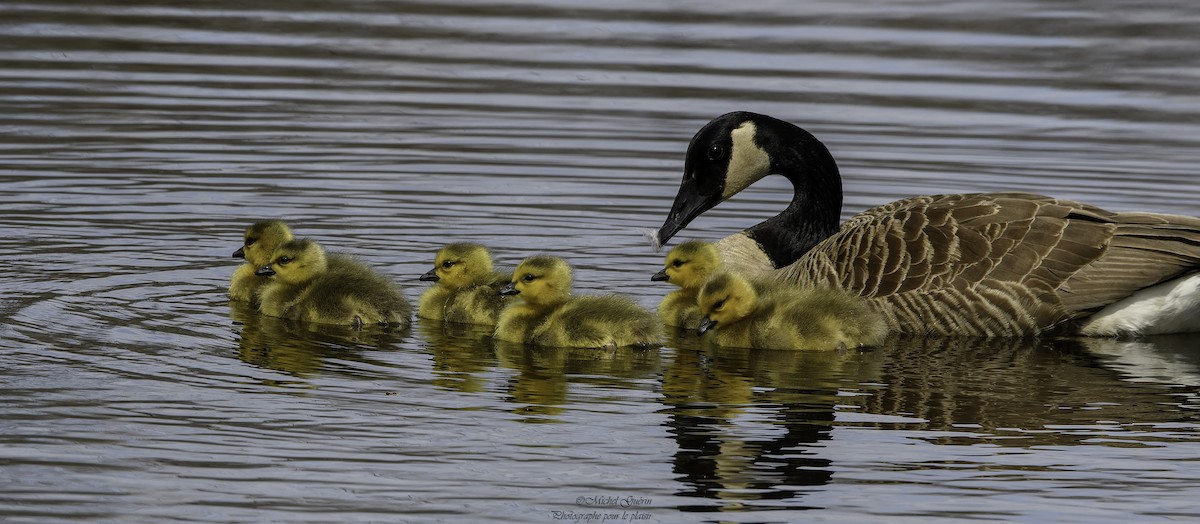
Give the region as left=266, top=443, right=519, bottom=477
left=696, top=272, right=887, bottom=350
left=255, top=239, right=411, bottom=328
left=229, top=220, right=294, bottom=306
left=657, top=111, right=1200, bottom=337
left=495, top=255, right=662, bottom=348
left=418, top=243, right=512, bottom=325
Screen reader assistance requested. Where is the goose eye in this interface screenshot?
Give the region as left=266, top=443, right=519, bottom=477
left=442, top=260, right=454, bottom=269
left=713, top=299, right=726, bottom=310
left=672, top=260, right=684, bottom=268
left=707, top=143, right=724, bottom=161
left=278, top=256, right=293, bottom=265
left=246, top=238, right=257, bottom=246
left=522, top=274, right=535, bottom=282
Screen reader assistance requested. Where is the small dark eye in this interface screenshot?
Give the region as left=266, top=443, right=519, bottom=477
left=246, top=238, right=257, bottom=246
left=522, top=274, right=535, bottom=282
left=707, top=143, right=724, bottom=161
left=672, top=260, right=684, bottom=268
left=713, top=299, right=726, bottom=310
left=442, top=260, right=454, bottom=269
left=278, top=256, right=292, bottom=265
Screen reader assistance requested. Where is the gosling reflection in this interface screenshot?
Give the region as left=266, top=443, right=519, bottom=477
left=229, top=299, right=408, bottom=380
left=494, top=340, right=661, bottom=422
left=662, top=330, right=878, bottom=509
left=418, top=320, right=499, bottom=393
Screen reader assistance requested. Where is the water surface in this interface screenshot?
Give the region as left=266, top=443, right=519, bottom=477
left=2, top=1, right=1199, bottom=522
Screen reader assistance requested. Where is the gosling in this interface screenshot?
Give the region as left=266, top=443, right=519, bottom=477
left=229, top=220, right=294, bottom=306
left=418, top=243, right=512, bottom=325
left=255, top=239, right=411, bottom=328
left=652, top=240, right=724, bottom=328
left=495, top=255, right=662, bottom=348
left=696, top=272, right=887, bottom=350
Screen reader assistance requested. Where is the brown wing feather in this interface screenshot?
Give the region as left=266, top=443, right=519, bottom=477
left=777, top=192, right=1200, bottom=336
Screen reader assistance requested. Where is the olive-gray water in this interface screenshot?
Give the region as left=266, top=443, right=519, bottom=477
left=2, top=1, right=1199, bottom=522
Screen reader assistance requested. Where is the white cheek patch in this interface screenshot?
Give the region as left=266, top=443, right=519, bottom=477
left=722, top=121, right=772, bottom=200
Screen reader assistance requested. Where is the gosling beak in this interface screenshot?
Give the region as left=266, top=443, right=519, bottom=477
left=233, top=247, right=245, bottom=259
left=419, top=268, right=439, bottom=282
left=255, top=265, right=275, bottom=277
left=651, top=269, right=669, bottom=282
left=498, top=282, right=519, bottom=296
left=657, top=173, right=722, bottom=246
left=697, top=316, right=717, bottom=336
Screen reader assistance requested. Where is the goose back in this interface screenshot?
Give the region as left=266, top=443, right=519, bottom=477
left=775, top=192, right=1200, bottom=336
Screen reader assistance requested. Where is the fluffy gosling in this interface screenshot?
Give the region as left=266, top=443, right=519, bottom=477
left=229, top=220, right=294, bottom=306
left=697, top=272, right=886, bottom=350
left=653, top=240, right=724, bottom=328
left=495, top=255, right=661, bottom=348
left=418, top=243, right=512, bottom=325
left=255, top=239, right=411, bottom=328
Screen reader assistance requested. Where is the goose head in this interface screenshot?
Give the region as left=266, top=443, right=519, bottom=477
left=233, top=220, right=293, bottom=267
left=256, top=238, right=327, bottom=285
left=421, top=243, right=494, bottom=290
left=696, top=272, right=759, bottom=335
left=500, top=255, right=572, bottom=308
left=652, top=240, right=722, bottom=290
left=657, top=112, right=843, bottom=266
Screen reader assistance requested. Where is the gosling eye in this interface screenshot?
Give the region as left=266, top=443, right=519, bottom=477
left=713, top=299, right=726, bottom=310
left=278, top=256, right=293, bottom=266
left=707, top=143, right=724, bottom=162
left=442, top=260, right=454, bottom=269
left=246, top=237, right=257, bottom=246
left=522, top=274, right=535, bottom=283
left=672, top=260, right=684, bottom=268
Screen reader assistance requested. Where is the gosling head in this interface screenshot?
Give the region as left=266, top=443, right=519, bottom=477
left=652, top=240, right=722, bottom=290
left=233, top=220, right=294, bottom=267
left=255, top=238, right=327, bottom=285
left=499, top=255, right=572, bottom=307
left=420, top=243, right=494, bottom=290
left=696, top=272, right=758, bottom=336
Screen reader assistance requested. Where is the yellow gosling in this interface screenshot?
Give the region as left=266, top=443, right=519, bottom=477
left=653, top=240, right=723, bottom=328
left=697, top=272, right=886, bottom=350
left=495, top=255, right=661, bottom=348
left=229, top=220, right=294, bottom=306
left=418, top=243, right=512, bottom=325
left=256, top=239, right=411, bottom=328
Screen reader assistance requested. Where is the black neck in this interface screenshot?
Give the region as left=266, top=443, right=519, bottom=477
left=743, top=120, right=843, bottom=268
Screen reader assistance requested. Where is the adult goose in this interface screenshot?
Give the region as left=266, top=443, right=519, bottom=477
left=656, top=111, right=1200, bottom=337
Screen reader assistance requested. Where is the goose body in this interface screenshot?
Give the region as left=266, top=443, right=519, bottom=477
left=418, top=243, right=512, bottom=325
left=256, top=239, right=411, bottom=327
left=696, top=272, right=887, bottom=350
left=657, top=111, right=1200, bottom=337
left=229, top=220, right=294, bottom=306
left=495, top=255, right=662, bottom=348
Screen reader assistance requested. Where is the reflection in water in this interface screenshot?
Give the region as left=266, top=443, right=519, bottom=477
left=419, top=320, right=498, bottom=393
left=662, top=330, right=877, bottom=511
left=853, top=336, right=1200, bottom=447
left=229, top=300, right=409, bottom=381
left=494, top=340, right=661, bottom=422
left=3, top=0, right=1200, bottom=520
left=659, top=332, right=1200, bottom=512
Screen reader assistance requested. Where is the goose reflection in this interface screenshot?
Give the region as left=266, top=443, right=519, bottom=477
left=229, top=300, right=408, bottom=380
left=493, top=340, right=662, bottom=422
left=661, top=330, right=879, bottom=511
left=851, top=335, right=1200, bottom=447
